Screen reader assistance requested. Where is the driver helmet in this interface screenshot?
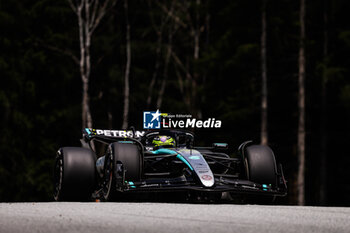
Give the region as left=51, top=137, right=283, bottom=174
left=152, top=135, right=175, bottom=149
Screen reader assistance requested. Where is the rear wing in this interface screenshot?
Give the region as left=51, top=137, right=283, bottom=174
left=83, top=128, right=146, bottom=139
left=81, top=128, right=146, bottom=153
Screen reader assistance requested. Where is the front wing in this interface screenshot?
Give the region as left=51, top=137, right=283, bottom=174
left=118, top=175, right=287, bottom=197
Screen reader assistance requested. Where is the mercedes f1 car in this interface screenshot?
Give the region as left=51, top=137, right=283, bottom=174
left=53, top=128, right=287, bottom=202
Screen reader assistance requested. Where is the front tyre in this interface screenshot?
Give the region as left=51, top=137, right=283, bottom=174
left=54, top=147, right=96, bottom=201
left=243, top=145, right=277, bottom=204
left=102, top=142, right=142, bottom=201
left=244, top=145, right=277, bottom=186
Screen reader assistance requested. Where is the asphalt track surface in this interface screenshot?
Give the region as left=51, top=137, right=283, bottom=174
left=0, top=202, right=350, bottom=233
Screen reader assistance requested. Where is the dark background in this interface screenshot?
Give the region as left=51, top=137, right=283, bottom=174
left=0, top=0, right=349, bottom=206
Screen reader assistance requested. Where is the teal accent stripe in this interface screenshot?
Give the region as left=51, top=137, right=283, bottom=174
left=85, top=128, right=91, bottom=134
left=152, top=148, right=177, bottom=155
left=176, top=154, right=194, bottom=171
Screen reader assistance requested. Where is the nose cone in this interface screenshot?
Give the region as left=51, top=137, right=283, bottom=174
left=177, top=149, right=215, bottom=188
left=199, top=174, right=215, bottom=187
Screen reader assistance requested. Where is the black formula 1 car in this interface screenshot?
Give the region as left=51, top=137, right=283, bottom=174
left=53, top=128, right=287, bottom=202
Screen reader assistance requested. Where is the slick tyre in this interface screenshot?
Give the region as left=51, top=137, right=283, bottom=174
left=54, top=147, right=96, bottom=201
left=244, top=145, right=277, bottom=187
left=112, top=142, right=142, bottom=181
left=102, top=142, right=142, bottom=201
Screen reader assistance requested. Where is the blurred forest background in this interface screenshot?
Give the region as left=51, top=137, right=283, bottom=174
left=0, top=0, right=350, bottom=206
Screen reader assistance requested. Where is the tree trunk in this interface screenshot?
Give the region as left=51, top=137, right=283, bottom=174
left=297, top=0, right=306, bottom=206
left=147, top=33, right=162, bottom=108
left=107, top=110, right=113, bottom=129
left=68, top=0, right=117, bottom=129
left=319, top=0, right=328, bottom=205
left=82, top=79, right=93, bottom=128
left=156, top=32, right=172, bottom=109
left=84, top=1, right=93, bottom=129
left=77, top=2, right=93, bottom=129
left=77, top=3, right=87, bottom=129
left=122, top=0, right=131, bottom=129
left=261, top=0, right=268, bottom=146
left=192, top=0, right=200, bottom=118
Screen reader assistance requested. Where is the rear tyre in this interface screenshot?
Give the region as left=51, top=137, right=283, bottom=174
left=102, top=143, right=142, bottom=201
left=53, top=147, right=96, bottom=201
